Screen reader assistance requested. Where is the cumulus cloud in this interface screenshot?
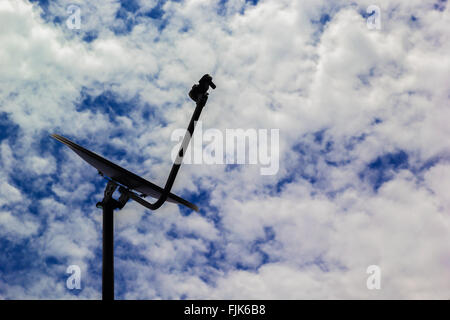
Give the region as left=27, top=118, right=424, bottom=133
left=0, top=0, right=449, bottom=299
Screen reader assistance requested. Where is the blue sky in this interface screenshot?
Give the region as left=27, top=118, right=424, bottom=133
left=0, top=0, right=449, bottom=299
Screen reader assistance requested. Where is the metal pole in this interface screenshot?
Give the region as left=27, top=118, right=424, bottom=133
left=102, top=199, right=114, bottom=300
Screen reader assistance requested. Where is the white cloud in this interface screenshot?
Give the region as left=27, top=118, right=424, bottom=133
left=0, top=181, right=22, bottom=206
left=25, top=156, right=56, bottom=175
left=0, top=210, right=39, bottom=239
left=424, top=163, right=450, bottom=211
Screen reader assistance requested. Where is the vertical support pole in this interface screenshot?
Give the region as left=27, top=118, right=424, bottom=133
left=102, top=199, right=114, bottom=301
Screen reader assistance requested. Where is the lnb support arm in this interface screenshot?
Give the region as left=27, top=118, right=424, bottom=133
left=97, top=75, right=215, bottom=212
left=144, top=74, right=215, bottom=211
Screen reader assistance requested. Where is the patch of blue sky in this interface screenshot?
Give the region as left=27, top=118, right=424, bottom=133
left=204, top=240, right=226, bottom=268
left=114, top=11, right=137, bottom=35
left=225, top=163, right=240, bottom=173
left=309, top=3, right=348, bottom=44
left=73, top=94, right=165, bottom=165
left=167, top=226, right=202, bottom=242
left=101, top=143, right=129, bottom=164
left=275, top=129, right=335, bottom=192
left=141, top=104, right=159, bottom=122
left=311, top=256, right=330, bottom=273
left=274, top=173, right=296, bottom=194
left=408, top=14, right=421, bottom=29
left=343, top=133, right=367, bottom=151
left=162, top=219, right=227, bottom=278
left=29, top=0, right=80, bottom=34
left=9, top=172, right=55, bottom=206
left=217, top=0, right=260, bottom=16
left=28, top=0, right=51, bottom=20
left=359, top=6, right=375, bottom=19
left=82, top=31, right=98, bottom=43
left=275, top=160, right=313, bottom=193
left=250, top=226, right=275, bottom=259
left=276, top=129, right=399, bottom=196
left=162, top=222, right=274, bottom=274
left=114, top=267, right=135, bottom=300
left=310, top=14, right=332, bottom=44
left=113, top=0, right=170, bottom=35
left=0, top=112, right=20, bottom=143
left=119, top=0, right=141, bottom=13
left=311, top=13, right=331, bottom=29
left=88, top=246, right=103, bottom=279
left=76, top=87, right=166, bottom=128
left=178, top=187, right=213, bottom=217
left=217, top=0, right=228, bottom=16
left=27, top=0, right=165, bottom=40
left=0, top=238, right=74, bottom=298
left=357, top=67, right=377, bottom=87
left=372, top=118, right=383, bottom=125
left=143, top=1, right=167, bottom=20
left=235, top=251, right=271, bottom=271
left=359, top=150, right=409, bottom=191
left=202, top=233, right=225, bottom=264
left=434, top=0, right=447, bottom=11
left=115, top=238, right=149, bottom=265
left=178, top=24, right=191, bottom=33
left=179, top=254, right=206, bottom=274
left=415, top=155, right=445, bottom=173
left=76, top=89, right=134, bottom=119
left=313, top=128, right=327, bottom=144
left=0, top=238, right=39, bottom=275
left=44, top=138, right=109, bottom=214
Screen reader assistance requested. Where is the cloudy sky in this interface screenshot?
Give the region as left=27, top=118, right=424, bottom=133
left=0, top=0, right=449, bottom=299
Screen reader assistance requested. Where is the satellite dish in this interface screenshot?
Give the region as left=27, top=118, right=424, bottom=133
left=51, top=74, right=216, bottom=300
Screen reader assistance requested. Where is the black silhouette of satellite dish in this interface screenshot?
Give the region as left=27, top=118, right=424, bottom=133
left=50, top=134, right=199, bottom=212
left=51, top=74, right=216, bottom=300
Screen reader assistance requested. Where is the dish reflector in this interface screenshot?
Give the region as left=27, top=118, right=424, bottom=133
left=51, top=134, right=198, bottom=212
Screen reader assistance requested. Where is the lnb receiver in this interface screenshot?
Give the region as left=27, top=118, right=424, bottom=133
left=189, top=74, right=216, bottom=103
